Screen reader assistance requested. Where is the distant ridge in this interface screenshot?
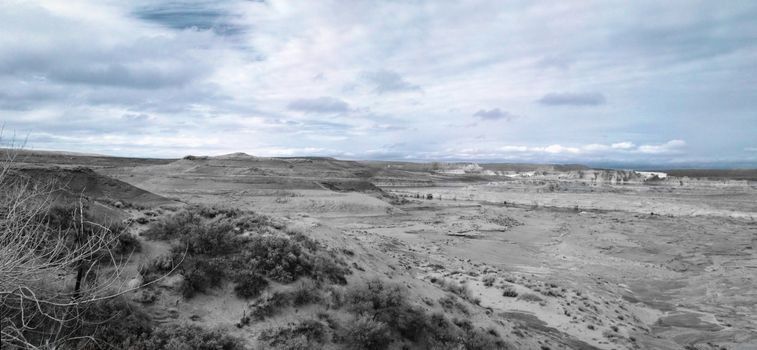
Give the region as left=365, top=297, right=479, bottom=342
left=214, top=152, right=255, bottom=159
left=1, top=148, right=108, bottom=157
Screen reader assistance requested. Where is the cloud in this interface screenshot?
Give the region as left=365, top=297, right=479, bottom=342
left=611, top=142, right=635, bottom=150
left=287, top=97, right=350, bottom=114
left=537, top=55, right=573, bottom=70
left=132, top=0, right=248, bottom=37
left=472, top=108, right=514, bottom=121
left=537, top=92, right=606, bottom=106
left=500, top=145, right=528, bottom=152
left=1, top=1, right=755, bottom=165
left=0, top=83, right=68, bottom=110
left=543, top=144, right=580, bottom=154
left=583, top=143, right=610, bottom=152
left=745, top=147, right=757, bottom=152
left=362, top=70, right=420, bottom=94
left=0, top=16, right=216, bottom=90
left=488, top=140, right=686, bottom=157
left=638, top=140, right=686, bottom=154
left=122, top=113, right=150, bottom=122
left=366, top=124, right=407, bottom=132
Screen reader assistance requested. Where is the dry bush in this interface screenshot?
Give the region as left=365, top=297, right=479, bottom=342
left=340, top=279, right=508, bottom=350
left=502, top=287, right=518, bottom=298
left=482, top=276, right=496, bottom=287
left=125, top=323, right=244, bottom=350
left=517, top=293, right=544, bottom=303
left=433, top=278, right=481, bottom=305
left=142, top=206, right=350, bottom=299
left=0, top=146, right=171, bottom=349
left=233, top=271, right=269, bottom=299
left=343, top=316, right=392, bottom=350
left=259, top=319, right=328, bottom=349
left=439, top=294, right=470, bottom=315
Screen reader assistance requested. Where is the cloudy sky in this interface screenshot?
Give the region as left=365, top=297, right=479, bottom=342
left=2, top=0, right=756, bottom=167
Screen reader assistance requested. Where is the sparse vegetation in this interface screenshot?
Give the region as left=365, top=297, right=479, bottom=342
left=517, top=293, right=544, bottom=303
left=291, top=279, right=322, bottom=306
left=482, top=275, right=496, bottom=287
left=259, top=319, right=328, bottom=349
left=250, top=291, right=294, bottom=320
left=141, top=205, right=350, bottom=299
left=127, top=324, right=244, bottom=350
left=343, top=316, right=392, bottom=350
left=234, top=271, right=269, bottom=299
left=253, top=278, right=509, bottom=349
left=433, top=278, right=481, bottom=305
left=502, top=287, right=518, bottom=298
left=138, top=254, right=179, bottom=283
left=439, top=294, right=471, bottom=315
left=0, top=156, right=147, bottom=349
left=339, top=279, right=507, bottom=349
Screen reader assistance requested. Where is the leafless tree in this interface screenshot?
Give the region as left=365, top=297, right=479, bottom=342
left=0, top=144, right=172, bottom=349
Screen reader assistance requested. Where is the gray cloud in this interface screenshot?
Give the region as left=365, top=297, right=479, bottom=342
left=362, top=70, right=420, bottom=94
left=0, top=84, right=68, bottom=111
left=51, top=62, right=198, bottom=89
left=133, top=0, right=248, bottom=37
left=537, top=93, right=606, bottom=106
left=473, top=108, right=514, bottom=121
left=287, top=97, right=350, bottom=114
left=1, top=40, right=211, bottom=90
left=368, top=124, right=407, bottom=132
left=608, top=5, right=757, bottom=65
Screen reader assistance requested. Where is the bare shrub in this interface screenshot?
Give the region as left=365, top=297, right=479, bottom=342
left=127, top=324, right=244, bottom=350
left=142, top=206, right=350, bottom=299
left=433, top=278, right=480, bottom=305
left=0, top=146, right=158, bottom=348
left=517, top=293, right=544, bottom=303
left=502, top=287, right=518, bottom=298
left=234, top=271, right=269, bottom=299
left=482, top=275, right=496, bottom=287
left=259, top=319, right=328, bottom=348
left=343, top=315, right=391, bottom=350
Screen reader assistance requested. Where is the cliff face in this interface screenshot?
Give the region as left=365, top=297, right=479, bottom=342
left=562, top=170, right=754, bottom=188
left=559, top=169, right=643, bottom=185
left=455, top=165, right=756, bottom=189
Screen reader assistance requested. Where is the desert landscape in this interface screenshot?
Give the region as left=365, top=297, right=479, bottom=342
left=4, top=149, right=755, bottom=350
left=3, top=2, right=756, bottom=349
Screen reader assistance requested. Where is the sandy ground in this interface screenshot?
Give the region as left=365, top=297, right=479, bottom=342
left=20, top=153, right=757, bottom=349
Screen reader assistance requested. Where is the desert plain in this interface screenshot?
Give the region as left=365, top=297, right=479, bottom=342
left=11, top=150, right=757, bottom=350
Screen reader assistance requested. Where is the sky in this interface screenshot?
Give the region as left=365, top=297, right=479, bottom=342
left=1, top=0, right=756, bottom=167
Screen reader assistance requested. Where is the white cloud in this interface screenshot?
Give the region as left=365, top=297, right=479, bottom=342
left=583, top=143, right=610, bottom=152
left=637, top=140, right=686, bottom=154
left=446, top=139, right=690, bottom=161
left=611, top=142, right=635, bottom=150
left=543, top=144, right=581, bottom=154
left=500, top=145, right=528, bottom=152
